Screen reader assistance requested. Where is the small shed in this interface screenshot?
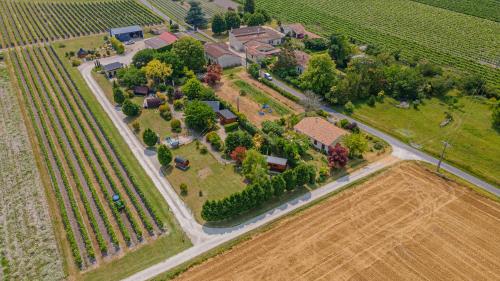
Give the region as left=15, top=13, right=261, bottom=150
left=218, top=109, right=237, bottom=125
left=266, top=156, right=288, bottom=172
left=174, top=156, right=190, bottom=170
left=77, top=48, right=88, bottom=58
left=203, top=100, right=220, bottom=113
left=134, top=86, right=149, bottom=96
left=143, top=97, right=162, bottom=108
left=103, top=62, right=123, bottom=78
left=110, top=25, right=143, bottom=42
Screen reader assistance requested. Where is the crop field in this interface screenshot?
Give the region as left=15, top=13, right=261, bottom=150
left=176, top=161, right=500, bottom=281
left=149, top=0, right=226, bottom=25
left=6, top=45, right=168, bottom=271
left=411, top=0, right=500, bottom=22
left=257, top=0, right=500, bottom=87
left=0, top=59, right=65, bottom=280
left=0, top=0, right=163, bottom=48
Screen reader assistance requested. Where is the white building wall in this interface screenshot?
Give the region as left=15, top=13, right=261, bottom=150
left=218, top=55, right=242, bottom=68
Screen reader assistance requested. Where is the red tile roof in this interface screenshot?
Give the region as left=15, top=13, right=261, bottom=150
left=158, top=32, right=178, bottom=45
left=204, top=43, right=236, bottom=58
left=294, top=117, right=348, bottom=146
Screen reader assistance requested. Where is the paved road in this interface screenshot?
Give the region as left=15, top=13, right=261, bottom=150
left=263, top=74, right=500, bottom=196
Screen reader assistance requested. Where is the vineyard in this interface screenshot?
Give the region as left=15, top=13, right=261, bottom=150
left=411, top=0, right=500, bottom=22
left=0, top=0, right=163, bottom=48
left=6, top=45, right=167, bottom=270
left=257, top=0, right=500, bottom=88
left=149, top=0, right=226, bottom=25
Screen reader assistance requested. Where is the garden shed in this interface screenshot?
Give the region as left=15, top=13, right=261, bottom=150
left=218, top=109, right=237, bottom=125
left=266, top=156, right=288, bottom=172
left=174, top=156, right=190, bottom=170
left=143, top=97, right=162, bottom=108
left=134, top=86, right=149, bottom=96
left=110, top=25, right=143, bottom=42
left=103, top=62, right=123, bottom=78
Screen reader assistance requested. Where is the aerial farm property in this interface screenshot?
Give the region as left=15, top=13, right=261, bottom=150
left=0, top=0, right=498, bottom=280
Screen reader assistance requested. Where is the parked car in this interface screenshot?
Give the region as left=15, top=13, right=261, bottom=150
left=264, top=72, right=273, bottom=81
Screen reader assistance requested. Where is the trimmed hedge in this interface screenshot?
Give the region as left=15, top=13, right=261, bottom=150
left=258, top=77, right=301, bottom=103
left=223, top=122, right=239, bottom=132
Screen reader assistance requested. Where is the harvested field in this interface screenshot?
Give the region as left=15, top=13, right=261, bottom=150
left=176, top=161, right=500, bottom=281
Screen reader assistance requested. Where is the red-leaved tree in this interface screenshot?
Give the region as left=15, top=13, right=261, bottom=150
left=328, top=143, right=349, bottom=168
left=230, top=146, right=247, bottom=164
left=204, top=64, right=223, bottom=86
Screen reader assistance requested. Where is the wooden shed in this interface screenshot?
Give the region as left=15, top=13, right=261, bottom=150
left=266, top=156, right=288, bottom=172
left=174, top=156, right=190, bottom=170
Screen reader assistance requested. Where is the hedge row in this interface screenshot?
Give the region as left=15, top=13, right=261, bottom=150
left=258, top=77, right=301, bottom=103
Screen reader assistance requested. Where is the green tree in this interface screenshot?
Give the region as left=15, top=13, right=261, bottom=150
left=184, top=101, right=216, bottom=131
left=157, top=144, right=173, bottom=166
left=342, top=133, right=368, bottom=158
left=117, top=67, right=147, bottom=88
left=273, top=43, right=298, bottom=74
left=143, top=59, right=173, bottom=85
left=110, top=37, right=124, bottom=54
left=328, top=34, right=351, bottom=68
left=181, top=77, right=204, bottom=100
left=225, top=130, right=253, bottom=153
left=272, top=175, right=286, bottom=197
left=256, top=9, right=271, bottom=23
left=113, top=87, right=125, bottom=105
left=225, top=11, right=241, bottom=29
left=142, top=128, right=158, bottom=147
left=301, top=53, right=337, bottom=96
left=211, top=14, right=226, bottom=35
left=492, top=102, right=500, bottom=129
left=185, top=1, right=207, bottom=29
left=243, top=0, right=255, bottom=13
left=122, top=99, right=140, bottom=117
left=242, top=149, right=268, bottom=183
left=172, top=37, right=206, bottom=73
left=246, top=13, right=266, bottom=26
left=282, top=168, right=297, bottom=190
left=132, top=49, right=156, bottom=68
left=248, top=63, right=260, bottom=79
left=383, top=64, right=424, bottom=101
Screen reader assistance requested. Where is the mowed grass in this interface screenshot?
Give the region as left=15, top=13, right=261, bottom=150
left=52, top=39, right=192, bottom=280
left=339, top=96, right=500, bottom=186
left=232, top=79, right=291, bottom=115
left=164, top=142, right=247, bottom=223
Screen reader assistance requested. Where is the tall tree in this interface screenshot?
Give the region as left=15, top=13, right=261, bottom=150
left=185, top=1, right=207, bottom=29
left=154, top=51, right=183, bottom=78
left=142, top=128, right=158, bottom=147
left=157, top=144, right=173, bottom=166
left=273, top=43, right=297, bottom=74
left=242, top=149, right=268, bottom=183
left=225, top=11, right=241, bottom=29
left=204, top=64, right=223, bottom=86
left=300, top=53, right=337, bottom=96
left=122, top=99, right=140, bottom=116
left=225, top=131, right=253, bottom=153
left=143, top=59, right=172, bottom=85
left=172, top=37, right=206, bottom=72
left=211, top=14, right=226, bottom=35
left=243, top=0, right=255, bottom=14
left=230, top=146, right=247, bottom=164
left=132, top=48, right=156, bottom=68
left=342, top=133, right=368, bottom=158
left=246, top=13, right=265, bottom=26
left=181, top=77, right=204, bottom=100
left=113, top=87, right=125, bottom=105
left=328, top=34, right=351, bottom=68
left=327, top=143, right=349, bottom=168
left=184, top=101, right=216, bottom=131
left=117, top=67, right=147, bottom=88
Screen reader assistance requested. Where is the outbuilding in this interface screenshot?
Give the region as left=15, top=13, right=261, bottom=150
left=110, top=25, right=143, bottom=42
left=143, top=97, right=162, bottom=108
left=204, top=43, right=241, bottom=68
left=134, top=86, right=149, bottom=96
left=266, top=156, right=288, bottom=172
left=102, top=62, right=123, bottom=78
left=294, top=117, right=349, bottom=153
left=218, top=109, right=237, bottom=125
left=174, top=156, right=190, bottom=170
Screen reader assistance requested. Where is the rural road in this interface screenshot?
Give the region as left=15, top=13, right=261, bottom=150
left=263, top=74, right=500, bottom=196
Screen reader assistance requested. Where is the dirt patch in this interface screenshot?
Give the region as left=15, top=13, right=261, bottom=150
left=216, top=76, right=279, bottom=127
left=197, top=167, right=213, bottom=179
left=176, top=162, right=500, bottom=281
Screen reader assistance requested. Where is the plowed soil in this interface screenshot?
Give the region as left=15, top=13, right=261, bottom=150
left=176, top=162, right=500, bottom=281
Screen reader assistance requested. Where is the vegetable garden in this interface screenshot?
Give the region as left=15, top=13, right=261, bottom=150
left=0, top=0, right=163, bottom=48
left=6, top=45, right=166, bottom=270
left=257, top=0, right=500, bottom=88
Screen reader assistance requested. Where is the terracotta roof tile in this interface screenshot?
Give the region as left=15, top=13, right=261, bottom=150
left=294, top=117, right=348, bottom=146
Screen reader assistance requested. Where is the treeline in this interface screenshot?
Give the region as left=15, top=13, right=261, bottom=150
left=201, top=163, right=316, bottom=221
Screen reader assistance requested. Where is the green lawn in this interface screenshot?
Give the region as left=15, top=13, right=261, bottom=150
left=52, top=40, right=192, bottom=280
left=164, top=142, right=247, bottom=223
left=232, top=79, right=291, bottom=115
left=339, top=96, right=500, bottom=186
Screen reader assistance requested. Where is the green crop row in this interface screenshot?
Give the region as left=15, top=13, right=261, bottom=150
left=8, top=50, right=84, bottom=268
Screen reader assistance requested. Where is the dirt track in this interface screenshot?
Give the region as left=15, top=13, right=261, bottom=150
left=176, top=162, right=500, bottom=281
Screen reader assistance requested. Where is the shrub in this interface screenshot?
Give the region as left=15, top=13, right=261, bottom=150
left=224, top=122, right=239, bottom=132
left=157, top=84, right=167, bottom=92
left=160, top=110, right=172, bottom=121
left=157, top=144, right=173, bottom=166
left=339, top=119, right=349, bottom=128
left=367, top=95, right=376, bottom=106
left=132, top=121, right=140, bottom=133
left=206, top=131, right=223, bottom=151
left=318, top=167, right=330, bottom=182
left=174, top=99, right=184, bottom=111
left=259, top=78, right=300, bottom=102
left=71, top=59, right=81, bottom=67
left=316, top=109, right=329, bottom=118
left=122, top=99, right=140, bottom=117
left=200, top=146, right=208, bottom=154
left=159, top=103, right=170, bottom=113
left=113, top=87, right=125, bottom=105
left=142, top=128, right=158, bottom=147
left=373, top=141, right=384, bottom=150
left=344, top=101, right=355, bottom=114
left=171, top=119, right=181, bottom=133
left=180, top=183, right=188, bottom=196
left=248, top=63, right=260, bottom=79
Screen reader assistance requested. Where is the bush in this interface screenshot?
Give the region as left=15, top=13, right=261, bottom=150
left=157, top=144, right=173, bottom=166
left=248, top=63, right=260, bottom=79
left=339, top=119, right=349, bottom=128
left=224, top=122, right=239, bottom=132
left=373, top=141, right=384, bottom=150
left=367, top=95, right=376, bottom=106
left=259, top=78, right=300, bottom=102
left=171, top=119, right=181, bottom=133
left=71, top=59, right=81, bottom=67
left=316, top=109, right=329, bottom=118
left=132, top=121, right=140, bottom=133
left=160, top=110, right=172, bottom=121
left=122, top=99, right=140, bottom=117
left=142, top=128, right=158, bottom=147
left=344, top=101, right=355, bottom=114
left=159, top=103, right=170, bottom=113
left=200, top=146, right=208, bottom=154
left=180, top=183, right=188, bottom=196
left=174, top=99, right=184, bottom=111
left=206, top=131, right=223, bottom=151
left=304, top=38, right=329, bottom=51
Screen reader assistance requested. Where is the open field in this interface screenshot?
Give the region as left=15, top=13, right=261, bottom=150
left=5, top=44, right=190, bottom=278
left=0, top=0, right=162, bottom=48
left=0, top=60, right=65, bottom=280
left=411, top=0, right=500, bottom=22
left=257, top=0, right=500, bottom=87
left=175, top=161, right=500, bottom=281
left=337, top=95, right=500, bottom=187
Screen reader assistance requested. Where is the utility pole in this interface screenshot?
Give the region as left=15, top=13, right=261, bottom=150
left=436, top=141, right=450, bottom=173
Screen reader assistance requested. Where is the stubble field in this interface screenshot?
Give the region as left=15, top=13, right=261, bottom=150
left=176, top=161, right=500, bottom=281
